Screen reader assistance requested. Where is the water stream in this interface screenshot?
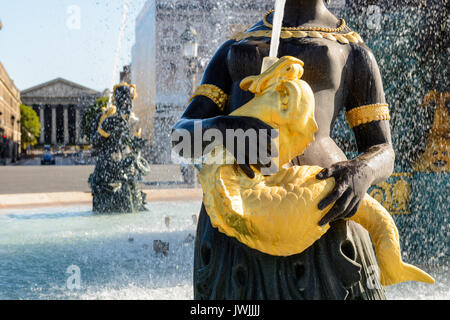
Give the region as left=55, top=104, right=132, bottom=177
left=107, top=0, right=131, bottom=107
left=269, top=0, right=286, bottom=58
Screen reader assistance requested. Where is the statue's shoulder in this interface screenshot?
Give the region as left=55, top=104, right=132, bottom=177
left=342, top=26, right=379, bottom=72
left=230, top=20, right=269, bottom=42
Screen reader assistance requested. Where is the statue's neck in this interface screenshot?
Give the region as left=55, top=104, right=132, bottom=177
left=282, top=0, right=336, bottom=28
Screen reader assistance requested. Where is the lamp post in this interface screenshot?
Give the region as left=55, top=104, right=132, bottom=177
left=180, top=22, right=199, bottom=186
left=181, top=22, right=199, bottom=96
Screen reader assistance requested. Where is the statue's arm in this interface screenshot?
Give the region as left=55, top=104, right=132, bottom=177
left=345, top=44, right=395, bottom=184
left=172, top=40, right=276, bottom=178
left=317, top=44, right=395, bottom=226
left=171, top=40, right=235, bottom=159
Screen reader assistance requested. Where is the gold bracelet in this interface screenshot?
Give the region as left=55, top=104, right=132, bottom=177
left=346, top=103, right=391, bottom=129
left=189, top=84, right=228, bottom=112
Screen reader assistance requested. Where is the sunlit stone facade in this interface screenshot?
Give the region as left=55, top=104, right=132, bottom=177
left=0, top=62, right=21, bottom=161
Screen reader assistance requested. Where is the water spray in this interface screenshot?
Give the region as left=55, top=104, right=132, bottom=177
left=261, top=0, right=286, bottom=73
left=108, top=0, right=131, bottom=108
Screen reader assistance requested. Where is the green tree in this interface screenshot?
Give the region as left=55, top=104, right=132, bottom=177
left=20, top=104, right=41, bottom=148
left=81, top=96, right=109, bottom=143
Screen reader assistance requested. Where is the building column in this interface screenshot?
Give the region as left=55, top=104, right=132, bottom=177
left=75, top=108, right=80, bottom=145
left=39, top=106, right=45, bottom=144
left=51, top=106, right=57, bottom=145
left=63, top=105, right=69, bottom=144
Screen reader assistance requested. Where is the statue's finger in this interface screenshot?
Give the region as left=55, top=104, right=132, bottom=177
left=319, top=192, right=351, bottom=226
left=319, top=206, right=341, bottom=227
left=344, top=199, right=361, bottom=219
left=239, top=164, right=255, bottom=179
left=338, top=197, right=356, bottom=221
left=319, top=188, right=353, bottom=226
left=316, top=167, right=334, bottom=180
left=318, top=184, right=346, bottom=210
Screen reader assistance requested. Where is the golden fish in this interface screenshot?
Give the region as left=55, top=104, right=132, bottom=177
left=199, top=56, right=435, bottom=287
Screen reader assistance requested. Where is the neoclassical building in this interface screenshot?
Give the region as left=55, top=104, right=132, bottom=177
left=21, top=78, right=101, bottom=146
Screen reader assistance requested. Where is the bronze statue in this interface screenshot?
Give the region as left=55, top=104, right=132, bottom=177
left=173, top=0, right=413, bottom=300
left=89, top=84, right=150, bottom=213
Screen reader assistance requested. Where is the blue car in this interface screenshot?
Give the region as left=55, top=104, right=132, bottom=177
left=41, top=146, right=56, bottom=165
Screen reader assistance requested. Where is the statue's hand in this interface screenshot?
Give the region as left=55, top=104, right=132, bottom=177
left=316, top=160, right=372, bottom=227
left=213, top=115, right=278, bottom=179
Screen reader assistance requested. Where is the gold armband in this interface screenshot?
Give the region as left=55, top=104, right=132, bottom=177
left=346, top=103, right=391, bottom=129
left=189, top=84, right=228, bottom=112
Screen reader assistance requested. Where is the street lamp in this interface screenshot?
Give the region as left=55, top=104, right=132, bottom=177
left=180, top=22, right=199, bottom=186
left=181, top=22, right=198, bottom=61
left=181, top=22, right=199, bottom=95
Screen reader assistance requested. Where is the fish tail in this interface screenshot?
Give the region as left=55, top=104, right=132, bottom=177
left=381, top=263, right=435, bottom=286
left=352, top=195, right=435, bottom=286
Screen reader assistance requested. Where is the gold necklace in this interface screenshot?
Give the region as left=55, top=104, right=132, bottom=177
left=263, top=9, right=346, bottom=33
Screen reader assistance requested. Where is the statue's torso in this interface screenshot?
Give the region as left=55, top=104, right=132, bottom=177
left=193, top=26, right=387, bottom=300
left=227, top=36, right=353, bottom=168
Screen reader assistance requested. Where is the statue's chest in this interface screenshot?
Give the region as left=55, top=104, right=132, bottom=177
left=227, top=38, right=349, bottom=113
left=228, top=38, right=348, bottom=90
left=280, top=38, right=348, bottom=89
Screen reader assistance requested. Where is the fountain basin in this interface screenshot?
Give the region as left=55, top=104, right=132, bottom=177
left=0, top=201, right=200, bottom=300
left=0, top=200, right=446, bottom=300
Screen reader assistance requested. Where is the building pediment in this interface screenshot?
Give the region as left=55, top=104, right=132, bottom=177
left=21, top=78, right=100, bottom=99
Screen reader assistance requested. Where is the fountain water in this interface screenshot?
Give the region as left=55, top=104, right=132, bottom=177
left=108, top=0, right=131, bottom=107
left=261, top=0, right=286, bottom=72
left=0, top=202, right=447, bottom=300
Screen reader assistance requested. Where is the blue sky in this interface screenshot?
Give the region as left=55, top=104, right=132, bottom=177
left=0, top=0, right=148, bottom=92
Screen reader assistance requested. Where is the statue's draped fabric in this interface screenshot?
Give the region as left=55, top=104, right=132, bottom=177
left=194, top=205, right=386, bottom=300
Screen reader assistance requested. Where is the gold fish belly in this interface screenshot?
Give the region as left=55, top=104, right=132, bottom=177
left=199, top=163, right=435, bottom=287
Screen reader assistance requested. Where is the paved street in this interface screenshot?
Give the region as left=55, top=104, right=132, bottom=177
left=0, top=165, right=94, bottom=194
left=0, top=160, right=190, bottom=194
left=12, top=156, right=78, bottom=166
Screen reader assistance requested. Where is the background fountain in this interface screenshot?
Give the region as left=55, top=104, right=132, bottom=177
left=88, top=84, right=150, bottom=213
